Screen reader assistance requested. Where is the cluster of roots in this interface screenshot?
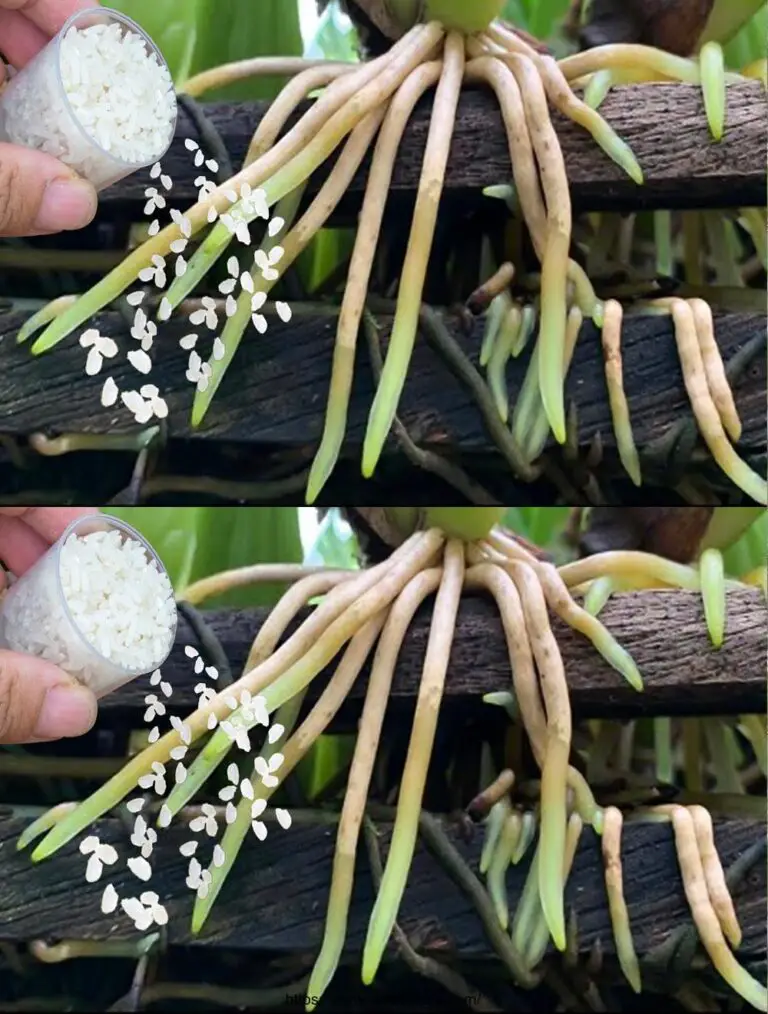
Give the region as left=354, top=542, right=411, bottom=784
left=16, top=10, right=767, bottom=505
left=18, top=511, right=766, bottom=1010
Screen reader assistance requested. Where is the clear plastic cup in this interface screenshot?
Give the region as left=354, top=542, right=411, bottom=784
left=0, top=513, right=177, bottom=699
left=0, top=7, right=177, bottom=190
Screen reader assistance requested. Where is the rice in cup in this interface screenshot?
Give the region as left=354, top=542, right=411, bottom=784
left=0, top=7, right=177, bottom=190
left=0, top=514, right=177, bottom=698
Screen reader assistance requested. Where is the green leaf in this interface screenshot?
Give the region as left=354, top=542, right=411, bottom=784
left=112, top=0, right=304, bottom=101
left=106, top=507, right=206, bottom=590
left=503, top=507, right=571, bottom=552
left=109, top=0, right=204, bottom=83
left=106, top=507, right=303, bottom=610
left=189, top=508, right=304, bottom=609
left=520, top=0, right=571, bottom=41
left=304, top=0, right=361, bottom=62
left=296, top=228, right=357, bottom=296
left=700, top=0, right=766, bottom=52
left=721, top=513, right=768, bottom=578
left=303, top=509, right=361, bottom=570
left=721, top=5, right=768, bottom=69
left=502, top=1, right=529, bottom=31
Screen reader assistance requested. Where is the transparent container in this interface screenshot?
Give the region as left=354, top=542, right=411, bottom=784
left=0, top=514, right=177, bottom=699
left=0, top=7, right=177, bottom=190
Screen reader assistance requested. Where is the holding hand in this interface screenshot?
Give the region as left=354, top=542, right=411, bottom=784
left=0, top=0, right=98, bottom=235
left=0, top=507, right=99, bottom=743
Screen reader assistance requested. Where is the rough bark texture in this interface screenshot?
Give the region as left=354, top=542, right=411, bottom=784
left=0, top=812, right=763, bottom=966
left=0, top=308, right=763, bottom=507
left=95, top=82, right=766, bottom=214
left=91, top=588, right=767, bottom=729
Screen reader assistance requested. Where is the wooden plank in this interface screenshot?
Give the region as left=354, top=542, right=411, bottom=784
left=98, top=588, right=766, bottom=728
left=0, top=308, right=764, bottom=506
left=0, top=812, right=763, bottom=966
left=99, top=82, right=767, bottom=214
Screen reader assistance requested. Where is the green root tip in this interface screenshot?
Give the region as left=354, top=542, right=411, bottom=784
left=16, top=803, right=80, bottom=852
left=361, top=400, right=390, bottom=476
left=622, top=664, right=644, bottom=694
left=361, top=389, right=395, bottom=475
left=550, top=417, right=567, bottom=446
left=16, top=297, right=77, bottom=345
left=700, top=42, right=726, bottom=142
left=605, top=642, right=643, bottom=692
left=30, top=842, right=50, bottom=863
left=545, top=910, right=567, bottom=953
left=361, top=439, right=384, bottom=479
left=30, top=337, right=51, bottom=356
left=700, top=548, right=726, bottom=648
left=305, top=460, right=331, bottom=506
left=584, top=576, right=614, bottom=617
left=584, top=69, right=613, bottom=110
left=360, top=957, right=379, bottom=987
left=608, top=136, right=644, bottom=186
left=361, top=899, right=393, bottom=987
left=190, top=397, right=210, bottom=429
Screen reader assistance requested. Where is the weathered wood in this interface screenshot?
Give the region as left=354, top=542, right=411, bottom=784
left=100, top=588, right=766, bottom=729
left=0, top=308, right=763, bottom=506
left=100, top=82, right=767, bottom=214
left=0, top=812, right=763, bottom=967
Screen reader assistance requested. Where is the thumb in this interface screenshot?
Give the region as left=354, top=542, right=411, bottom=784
left=0, top=143, right=98, bottom=238
left=0, top=651, right=98, bottom=744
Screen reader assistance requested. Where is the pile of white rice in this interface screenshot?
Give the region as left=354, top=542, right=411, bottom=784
left=0, top=20, right=176, bottom=186
left=0, top=529, right=176, bottom=694
left=59, top=529, right=177, bottom=671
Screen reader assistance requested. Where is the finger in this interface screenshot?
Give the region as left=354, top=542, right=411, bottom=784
left=0, top=8, right=48, bottom=67
left=0, top=514, right=49, bottom=574
left=0, top=0, right=94, bottom=38
left=0, top=143, right=97, bottom=237
left=16, top=506, right=99, bottom=545
left=0, top=650, right=97, bottom=744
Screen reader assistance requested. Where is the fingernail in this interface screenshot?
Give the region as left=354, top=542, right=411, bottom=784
left=35, top=178, right=98, bottom=233
left=34, top=684, right=97, bottom=739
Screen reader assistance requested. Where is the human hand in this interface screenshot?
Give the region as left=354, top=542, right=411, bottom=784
left=0, top=506, right=99, bottom=743
left=0, top=1, right=98, bottom=236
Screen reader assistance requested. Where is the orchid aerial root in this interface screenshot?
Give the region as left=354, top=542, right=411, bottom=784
left=17, top=509, right=760, bottom=1008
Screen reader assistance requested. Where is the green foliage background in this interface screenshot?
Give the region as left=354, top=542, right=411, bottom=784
left=111, top=0, right=304, bottom=100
